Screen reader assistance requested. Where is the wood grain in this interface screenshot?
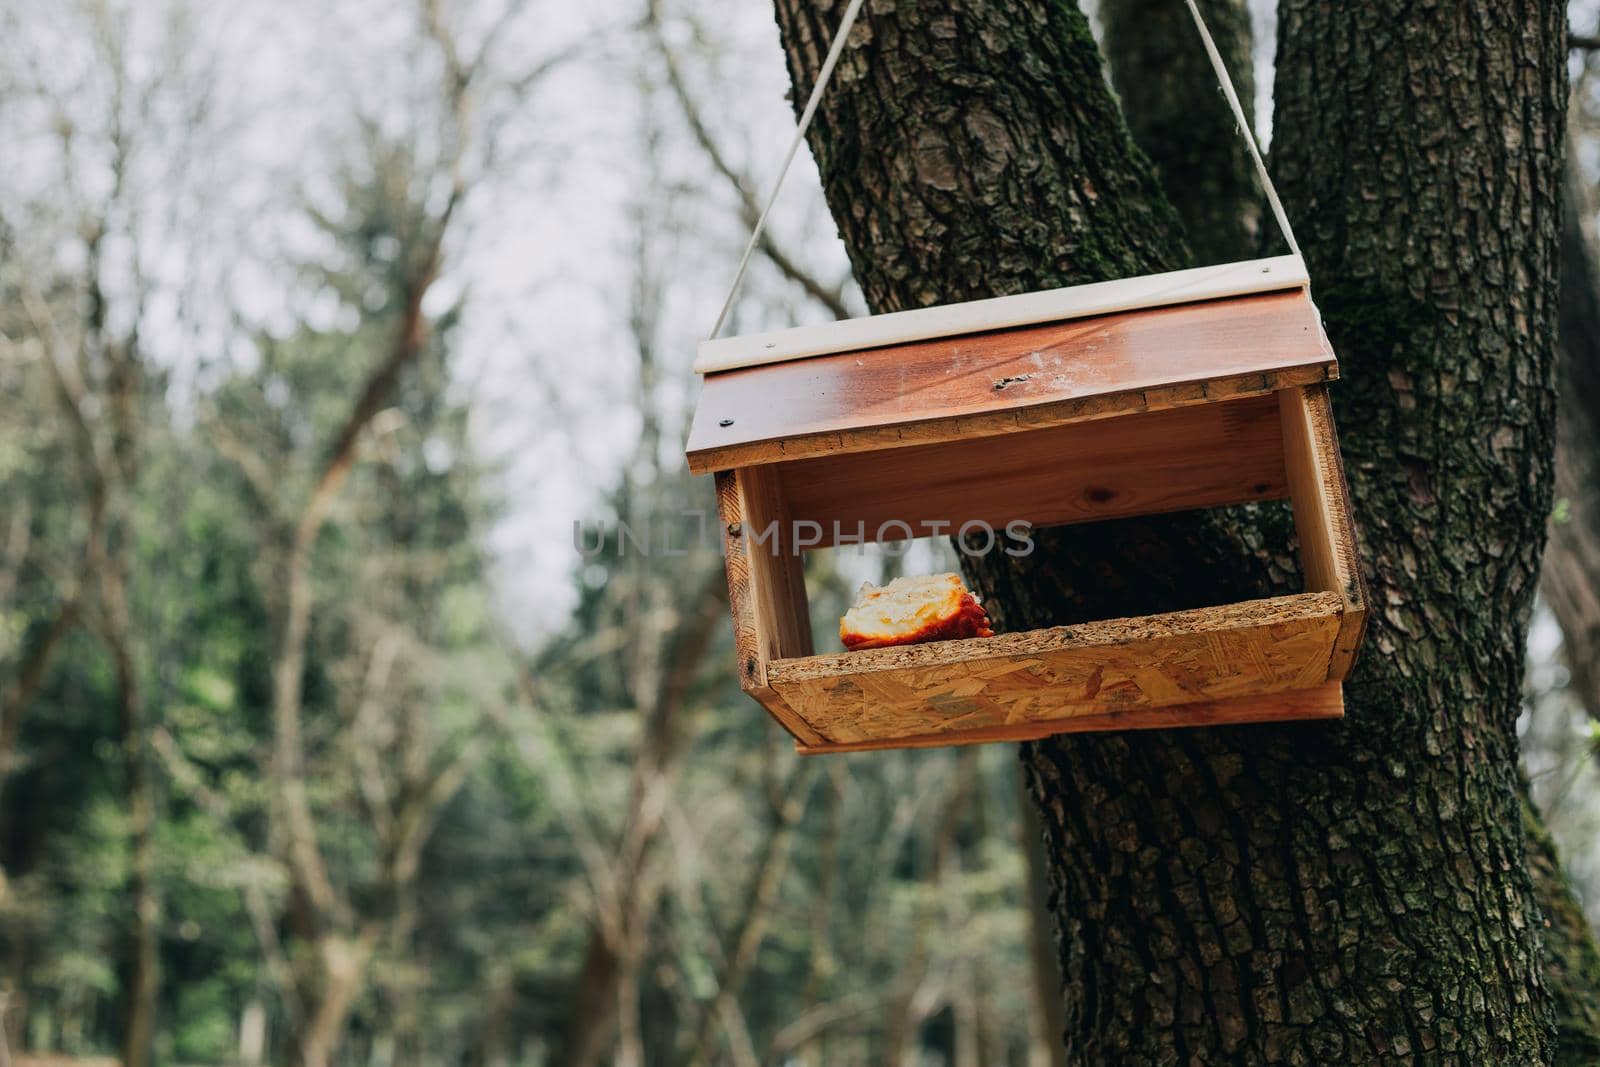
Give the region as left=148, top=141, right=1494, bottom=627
left=767, top=592, right=1343, bottom=745
left=687, top=289, right=1336, bottom=473
left=1278, top=385, right=1367, bottom=681
left=751, top=685, right=827, bottom=748
left=696, top=255, right=1309, bottom=371
left=778, top=393, right=1287, bottom=547
left=715, top=468, right=813, bottom=692
left=791, top=683, right=1345, bottom=753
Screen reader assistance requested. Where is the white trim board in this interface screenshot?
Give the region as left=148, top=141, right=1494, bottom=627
left=696, top=255, right=1310, bottom=374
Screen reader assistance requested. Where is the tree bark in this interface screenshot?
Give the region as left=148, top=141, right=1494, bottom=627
left=1016, top=775, right=1068, bottom=1067
left=1104, top=4, right=1600, bottom=1059
left=770, top=0, right=1575, bottom=1060
left=1524, top=789, right=1600, bottom=1064
left=1100, top=0, right=1260, bottom=263
left=1544, top=150, right=1600, bottom=719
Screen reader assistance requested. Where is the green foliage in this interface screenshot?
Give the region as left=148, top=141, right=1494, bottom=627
left=0, top=9, right=1050, bottom=1067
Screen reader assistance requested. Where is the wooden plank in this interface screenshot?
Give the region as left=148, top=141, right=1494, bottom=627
left=792, top=683, right=1345, bottom=753
left=751, top=686, right=828, bottom=748
left=715, top=468, right=813, bottom=692
left=1278, top=385, right=1367, bottom=681
left=767, top=592, right=1343, bottom=746
left=695, top=255, right=1309, bottom=373
left=687, top=289, right=1336, bottom=474
left=778, top=394, right=1287, bottom=548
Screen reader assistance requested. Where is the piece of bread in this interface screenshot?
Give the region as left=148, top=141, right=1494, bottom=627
left=839, top=572, right=995, bottom=651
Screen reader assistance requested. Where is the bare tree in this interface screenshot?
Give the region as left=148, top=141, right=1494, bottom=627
left=0, top=6, right=215, bottom=1057
left=196, top=4, right=579, bottom=1062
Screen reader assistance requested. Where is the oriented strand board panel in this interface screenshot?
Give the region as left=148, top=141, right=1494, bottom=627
left=766, top=593, right=1343, bottom=746
left=687, top=289, right=1336, bottom=473
left=786, top=683, right=1345, bottom=754
left=779, top=393, right=1287, bottom=548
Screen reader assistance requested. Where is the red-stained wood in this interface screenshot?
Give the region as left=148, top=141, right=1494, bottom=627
left=777, top=393, right=1287, bottom=548
left=687, top=289, right=1336, bottom=473
left=692, top=285, right=1365, bottom=753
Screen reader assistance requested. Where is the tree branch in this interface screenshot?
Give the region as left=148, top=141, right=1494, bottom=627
left=682, top=761, right=815, bottom=1067
left=149, top=726, right=303, bottom=1026
left=648, top=0, right=851, bottom=320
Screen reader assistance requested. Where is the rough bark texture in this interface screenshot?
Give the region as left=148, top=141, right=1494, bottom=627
left=1100, top=0, right=1261, bottom=263
left=771, top=0, right=1571, bottom=1061
left=1524, top=790, right=1600, bottom=1064
left=1102, top=3, right=1600, bottom=1059
left=1545, top=155, right=1600, bottom=719
left=773, top=0, right=1181, bottom=317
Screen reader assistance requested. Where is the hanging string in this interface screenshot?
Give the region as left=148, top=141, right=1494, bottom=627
left=1182, top=0, right=1301, bottom=259
left=707, top=0, right=868, bottom=340
left=709, top=0, right=1298, bottom=342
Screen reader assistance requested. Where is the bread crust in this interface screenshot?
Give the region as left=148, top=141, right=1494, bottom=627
left=839, top=574, right=995, bottom=650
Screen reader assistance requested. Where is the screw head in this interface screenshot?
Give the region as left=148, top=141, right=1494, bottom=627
left=719, top=418, right=735, bottom=427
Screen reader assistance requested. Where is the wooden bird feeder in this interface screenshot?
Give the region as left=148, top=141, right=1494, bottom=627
left=685, top=256, right=1367, bottom=754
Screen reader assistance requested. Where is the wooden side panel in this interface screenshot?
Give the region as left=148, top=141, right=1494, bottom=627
left=766, top=593, right=1343, bottom=746
left=779, top=394, right=1287, bottom=547
left=715, top=468, right=813, bottom=694
left=687, top=289, right=1336, bottom=473
left=1278, top=385, right=1367, bottom=681
left=793, top=684, right=1345, bottom=754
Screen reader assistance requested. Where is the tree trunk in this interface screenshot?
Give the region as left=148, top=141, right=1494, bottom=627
left=1103, top=3, right=1600, bottom=1059
left=0, top=601, right=78, bottom=791
left=551, top=572, right=727, bottom=1067
left=770, top=0, right=1580, bottom=1060
left=1544, top=150, right=1600, bottom=719
left=683, top=763, right=813, bottom=1067
left=115, top=641, right=159, bottom=1067
left=1016, top=776, right=1067, bottom=1067
left=292, top=933, right=374, bottom=1067
left=1100, top=0, right=1260, bottom=263
left=1524, top=789, right=1600, bottom=1064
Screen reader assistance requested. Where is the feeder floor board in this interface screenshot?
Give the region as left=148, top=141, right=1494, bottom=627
left=761, top=592, right=1346, bottom=751
left=783, top=684, right=1345, bottom=754
left=686, top=288, right=1335, bottom=474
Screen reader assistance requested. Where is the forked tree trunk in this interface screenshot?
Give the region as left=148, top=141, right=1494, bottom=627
left=1100, top=0, right=1260, bottom=263
left=770, top=0, right=1582, bottom=1060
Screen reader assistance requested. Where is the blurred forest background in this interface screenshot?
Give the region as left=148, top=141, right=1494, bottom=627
left=0, top=0, right=1598, bottom=1065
